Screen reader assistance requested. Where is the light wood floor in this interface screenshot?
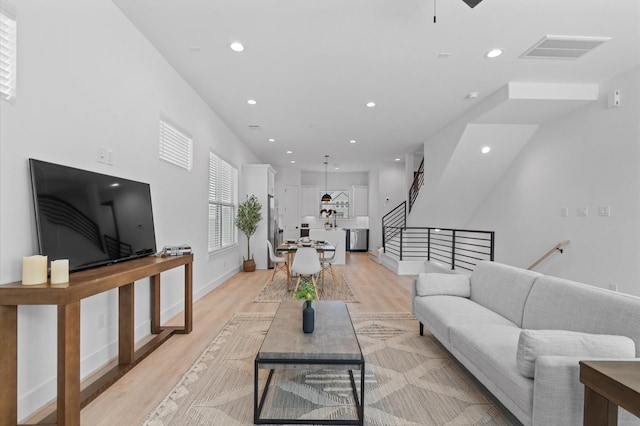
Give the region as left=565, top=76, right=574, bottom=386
left=25, top=252, right=414, bottom=425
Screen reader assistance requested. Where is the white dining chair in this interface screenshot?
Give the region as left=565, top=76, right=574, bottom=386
left=266, top=240, right=289, bottom=285
left=320, top=240, right=339, bottom=286
left=290, top=247, right=321, bottom=300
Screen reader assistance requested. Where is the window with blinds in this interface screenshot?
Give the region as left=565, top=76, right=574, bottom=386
left=0, top=5, right=17, bottom=101
left=159, top=119, right=193, bottom=171
left=208, top=152, right=237, bottom=252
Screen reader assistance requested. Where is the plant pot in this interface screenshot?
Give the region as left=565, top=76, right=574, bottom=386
left=243, top=259, right=256, bottom=272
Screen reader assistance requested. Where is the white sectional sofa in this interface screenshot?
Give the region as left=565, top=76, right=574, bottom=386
left=411, top=261, right=640, bottom=426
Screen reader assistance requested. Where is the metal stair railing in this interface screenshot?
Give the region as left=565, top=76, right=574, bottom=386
left=409, top=158, right=424, bottom=213
left=383, top=226, right=495, bottom=272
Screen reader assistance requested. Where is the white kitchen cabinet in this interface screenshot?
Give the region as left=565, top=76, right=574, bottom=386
left=300, top=185, right=320, bottom=217
left=352, top=185, right=368, bottom=217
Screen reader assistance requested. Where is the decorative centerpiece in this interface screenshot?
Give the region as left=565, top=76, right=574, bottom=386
left=320, top=208, right=336, bottom=230
left=235, top=194, right=263, bottom=272
left=295, top=282, right=317, bottom=333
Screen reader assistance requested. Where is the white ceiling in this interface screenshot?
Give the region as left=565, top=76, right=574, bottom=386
left=112, top=0, right=640, bottom=172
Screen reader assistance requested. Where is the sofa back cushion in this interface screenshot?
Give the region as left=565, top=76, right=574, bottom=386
left=470, top=261, right=541, bottom=327
left=522, top=275, right=640, bottom=357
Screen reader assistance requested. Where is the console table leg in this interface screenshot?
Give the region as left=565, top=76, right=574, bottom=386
left=119, top=283, right=135, bottom=365
left=150, top=274, right=161, bottom=334
left=58, top=302, right=81, bottom=426
left=0, top=306, right=17, bottom=426
left=184, top=262, right=193, bottom=333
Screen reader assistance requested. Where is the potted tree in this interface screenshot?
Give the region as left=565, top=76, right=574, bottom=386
left=235, top=194, right=263, bottom=272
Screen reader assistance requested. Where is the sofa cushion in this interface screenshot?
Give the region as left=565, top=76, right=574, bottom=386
left=516, top=329, right=636, bottom=378
left=414, top=295, right=517, bottom=350
left=522, top=275, right=640, bottom=357
left=415, top=272, right=470, bottom=297
left=450, top=324, right=533, bottom=417
left=470, top=261, right=540, bottom=328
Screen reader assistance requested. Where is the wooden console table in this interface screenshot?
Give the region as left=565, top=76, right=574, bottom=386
left=579, top=360, right=640, bottom=425
left=0, top=254, right=193, bottom=426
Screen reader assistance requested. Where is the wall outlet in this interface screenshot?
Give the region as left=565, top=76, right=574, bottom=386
left=97, top=147, right=113, bottom=165
left=609, top=284, right=618, bottom=292
left=577, top=206, right=588, bottom=217
left=598, top=205, right=611, bottom=217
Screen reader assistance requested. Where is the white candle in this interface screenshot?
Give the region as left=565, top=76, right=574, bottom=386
left=22, top=255, right=48, bottom=285
left=50, top=259, right=69, bottom=284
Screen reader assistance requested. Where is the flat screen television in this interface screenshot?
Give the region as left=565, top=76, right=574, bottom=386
left=29, top=159, right=157, bottom=273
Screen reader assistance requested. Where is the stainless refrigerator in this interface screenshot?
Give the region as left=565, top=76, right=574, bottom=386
left=267, top=195, right=280, bottom=268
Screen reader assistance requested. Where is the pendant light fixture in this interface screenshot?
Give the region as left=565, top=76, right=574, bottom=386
left=321, top=155, right=332, bottom=203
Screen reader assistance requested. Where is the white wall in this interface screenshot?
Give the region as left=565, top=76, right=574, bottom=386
left=0, top=1, right=259, bottom=420
left=467, top=67, right=640, bottom=295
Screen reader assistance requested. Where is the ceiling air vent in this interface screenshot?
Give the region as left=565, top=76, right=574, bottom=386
left=248, top=124, right=262, bottom=131
left=520, top=35, right=611, bottom=60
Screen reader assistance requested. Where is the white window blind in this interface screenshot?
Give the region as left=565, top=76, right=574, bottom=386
left=208, top=152, right=237, bottom=252
left=0, top=5, right=16, bottom=101
left=159, top=119, right=193, bottom=171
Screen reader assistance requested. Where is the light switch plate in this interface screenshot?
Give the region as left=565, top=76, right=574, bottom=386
left=561, top=207, right=569, bottom=217
left=598, top=206, right=611, bottom=217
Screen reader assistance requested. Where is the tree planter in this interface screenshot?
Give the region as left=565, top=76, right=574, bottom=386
left=243, top=259, right=256, bottom=272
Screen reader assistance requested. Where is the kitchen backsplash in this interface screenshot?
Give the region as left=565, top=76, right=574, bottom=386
left=301, top=215, right=370, bottom=229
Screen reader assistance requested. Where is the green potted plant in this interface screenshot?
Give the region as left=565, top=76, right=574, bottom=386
left=235, top=194, right=263, bottom=272
left=294, top=281, right=318, bottom=302
left=294, top=281, right=317, bottom=333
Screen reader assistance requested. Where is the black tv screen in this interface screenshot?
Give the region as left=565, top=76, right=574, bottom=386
left=29, top=159, right=157, bottom=272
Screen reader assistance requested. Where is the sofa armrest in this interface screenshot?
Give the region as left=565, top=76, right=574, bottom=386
left=532, top=356, right=640, bottom=426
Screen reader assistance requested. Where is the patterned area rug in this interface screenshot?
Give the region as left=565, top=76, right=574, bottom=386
left=254, top=272, right=358, bottom=303
left=141, top=312, right=517, bottom=425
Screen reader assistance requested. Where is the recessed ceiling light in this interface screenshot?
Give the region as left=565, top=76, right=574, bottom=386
left=349, top=140, right=356, bottom=144
left=395, top=158, right=401, bottom=161
left=334, top=166, right=340, bottom=170
left=230, top=42, right=244, bottom=52
left=466, top=92, right=480, bottom=99
left=247, top=99, right=257, bottom=105
left=366, top=101, right=376, bottom=108
left=286, top=150, right=293, bottom=154
left=481, top=146, right=491, bottom=154
left=268, top=138, right=275, bottom=142
left=290, top=160, right=295, bottom=164
left=485, top=48, right=503, bottom=58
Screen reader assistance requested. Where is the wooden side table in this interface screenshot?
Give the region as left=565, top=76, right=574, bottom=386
left=579, top=360, right=640, bottom=425
left=0, top=254, right=193, bottom=426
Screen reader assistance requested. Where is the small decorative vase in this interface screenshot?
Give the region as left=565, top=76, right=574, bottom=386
left=302, top=300, right=315, bottom=333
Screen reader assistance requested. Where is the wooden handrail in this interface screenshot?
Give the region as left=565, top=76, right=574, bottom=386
left=528, top=240, right=570, bottom=270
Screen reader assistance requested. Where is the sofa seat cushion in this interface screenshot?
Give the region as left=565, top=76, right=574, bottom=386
left=414, top=295, right=517, bottom=349
left=416, top=272, right=470, bottom=297
left=517, top=329, right=636, bottom=378
left=450, top=324, right=533, bottom=417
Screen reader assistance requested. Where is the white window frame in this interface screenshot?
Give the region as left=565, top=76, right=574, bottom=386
left=0, top=4, right=17, bottom=102
left=208, top=152, right=238, bottom=253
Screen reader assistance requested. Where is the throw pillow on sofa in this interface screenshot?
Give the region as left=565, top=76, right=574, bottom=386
left=516, top=329, right=636, bottom=378
left=415, top=273, right=470, bottom=297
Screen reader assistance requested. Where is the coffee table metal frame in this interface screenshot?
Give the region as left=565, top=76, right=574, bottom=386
left=253, top=301, right=364, bottom=425
left=253, top=356, right=365, bottom=425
